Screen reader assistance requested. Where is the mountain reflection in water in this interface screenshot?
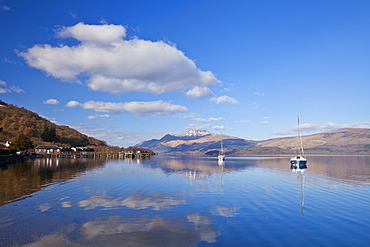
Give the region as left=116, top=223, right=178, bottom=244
left=0, top=155, right=369, bottom=246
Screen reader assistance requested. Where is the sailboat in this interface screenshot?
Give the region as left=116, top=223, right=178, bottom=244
left=290, top=116, right=307, bottom=170
left=218, top=139, right=225, bottom=161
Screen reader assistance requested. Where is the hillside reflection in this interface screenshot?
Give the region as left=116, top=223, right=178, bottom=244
left=1, top=155, right=368, bottom=208
left=0, top=158, right=107, bottom=206
left=142, top=155, right=256, bottom=180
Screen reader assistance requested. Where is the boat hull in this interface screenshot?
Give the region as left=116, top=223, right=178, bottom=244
left=290, top=158, right=307, bottom=169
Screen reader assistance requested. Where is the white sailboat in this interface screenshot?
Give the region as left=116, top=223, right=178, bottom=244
left=218, top=139, right=225, bottom=161
left=290, top=116, right=307, bottom=171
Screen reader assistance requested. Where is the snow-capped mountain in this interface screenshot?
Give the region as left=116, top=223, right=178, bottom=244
left=136, top=130, right=254, bottom=154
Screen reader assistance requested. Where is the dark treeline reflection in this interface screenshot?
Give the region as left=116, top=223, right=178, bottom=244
left=0, top=158, right=107, bottom=206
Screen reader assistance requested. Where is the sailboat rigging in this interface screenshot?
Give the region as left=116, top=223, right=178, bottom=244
left=218, top=139, right=225, bottom=161
left=290, top=116, right=307, bottom=171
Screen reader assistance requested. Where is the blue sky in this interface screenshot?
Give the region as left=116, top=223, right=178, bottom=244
left=1, top=0, right=369, bottom=147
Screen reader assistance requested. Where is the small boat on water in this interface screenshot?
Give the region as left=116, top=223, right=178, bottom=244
left=218, top=139, right=225, bottom=161
left=291, top=116, right=307, bottom=171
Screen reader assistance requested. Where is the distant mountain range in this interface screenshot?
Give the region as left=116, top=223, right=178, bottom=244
left=136, top=128, right=370, bottom=155
left=2, top=99, right=369, bottom=154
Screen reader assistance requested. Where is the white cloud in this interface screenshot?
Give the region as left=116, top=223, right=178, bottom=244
left=0, top=88, right=11, bottom=93
left=1, top=5, right=11, bottom=11
left=67, top=100, right=188, bottom=116
left=87, top=114, right=110, bottom=120
left=234, top=120, right=251, bottom=124
left=271, top=121, right=370, bottom=136
left=254, top=92, right=264, bottom=96
left=19, top=22, right=219, bottom=97
left=54, top=109, right=65, bottom=112
left=193, top=118, right=208, bottom=123
left=179, top=112, right=198, bottom=119
left=251, top=102, right=259, bottom=109
left=186, top=123, right=211, bottom=130
left=43, top=99, right=60, bottom=105
left=0, top=80, right=25, bottom=93
left=212, top=125, right=225, bottom=130
left=185, top=86, right=213, bottom=98
left=66, top=100, right=81, bottom=107
left=261, top=121, right=270, bottom=124
left=212, top=125, right=233, bottom=130
left=10, top=86, right=25, bottom=93
left=71, top=123, right=164, bottom=146
left=193, top=117, right=224, bottom=123
left=57, top=22, right=126, bottom=46
left=210, top=95, right=238, bottom=104
left=69, top=12, right=78, bottom=20
left=209, top=117, right=224, bottom=121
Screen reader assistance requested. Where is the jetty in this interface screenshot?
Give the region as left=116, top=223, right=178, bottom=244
left=37, top=151, right=152, bottom=159
left=0, top=146, right=153, bottom=165
left=34, top=145, right=152, bottom=159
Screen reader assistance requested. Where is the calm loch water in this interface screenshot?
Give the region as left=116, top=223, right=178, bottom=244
left=0, top=155, right=369, bottom=246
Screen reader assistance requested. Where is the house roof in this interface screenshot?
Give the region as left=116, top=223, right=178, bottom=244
left=35, top=145, right=60, bottom=149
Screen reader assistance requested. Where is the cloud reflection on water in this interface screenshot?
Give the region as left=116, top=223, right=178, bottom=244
left=81, top=214, right=218, bottom=244
left=210, top=206, right=240, bottom=217
left=23, top=214, right=218, bottom=246
left=78, top=193, right=186, bottom=210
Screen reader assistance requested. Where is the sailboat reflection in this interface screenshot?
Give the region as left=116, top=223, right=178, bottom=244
left=218, top=160, right=225, bottom=166
left=218, top=160, right=225, bottom=187
left=296, top=172, right=306, bottom=217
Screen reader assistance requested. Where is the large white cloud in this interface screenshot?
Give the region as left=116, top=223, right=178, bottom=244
left=66, top=100, right=188, bottom=116
left=19, top=22, right=219, bottom=96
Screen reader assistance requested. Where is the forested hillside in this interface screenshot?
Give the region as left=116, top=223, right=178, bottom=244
left=0, top=100, right=106, bottom=147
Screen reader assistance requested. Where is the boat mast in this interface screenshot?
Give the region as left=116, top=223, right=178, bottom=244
left=297, top=116, right=305, bottom=157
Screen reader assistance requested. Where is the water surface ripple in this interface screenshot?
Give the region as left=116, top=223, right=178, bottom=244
left=0, top=155, right=369, bottom=246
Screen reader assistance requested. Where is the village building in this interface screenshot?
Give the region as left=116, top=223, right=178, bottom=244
left=71, top=147, right=95, bottom=152
left=0, top=141, right=10, bottom=147
left=35, top=145, right=61, bottom=155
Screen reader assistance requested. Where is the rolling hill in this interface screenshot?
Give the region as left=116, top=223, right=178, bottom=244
left=2, top=99, right=369, bottom=155
left=0, top=100, right=107, bottom=147
left=256, top=128, right=370, bottom=154
left=137, top=128, right=370, bottom=155
left=136, top=130, right=256, bottom=154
